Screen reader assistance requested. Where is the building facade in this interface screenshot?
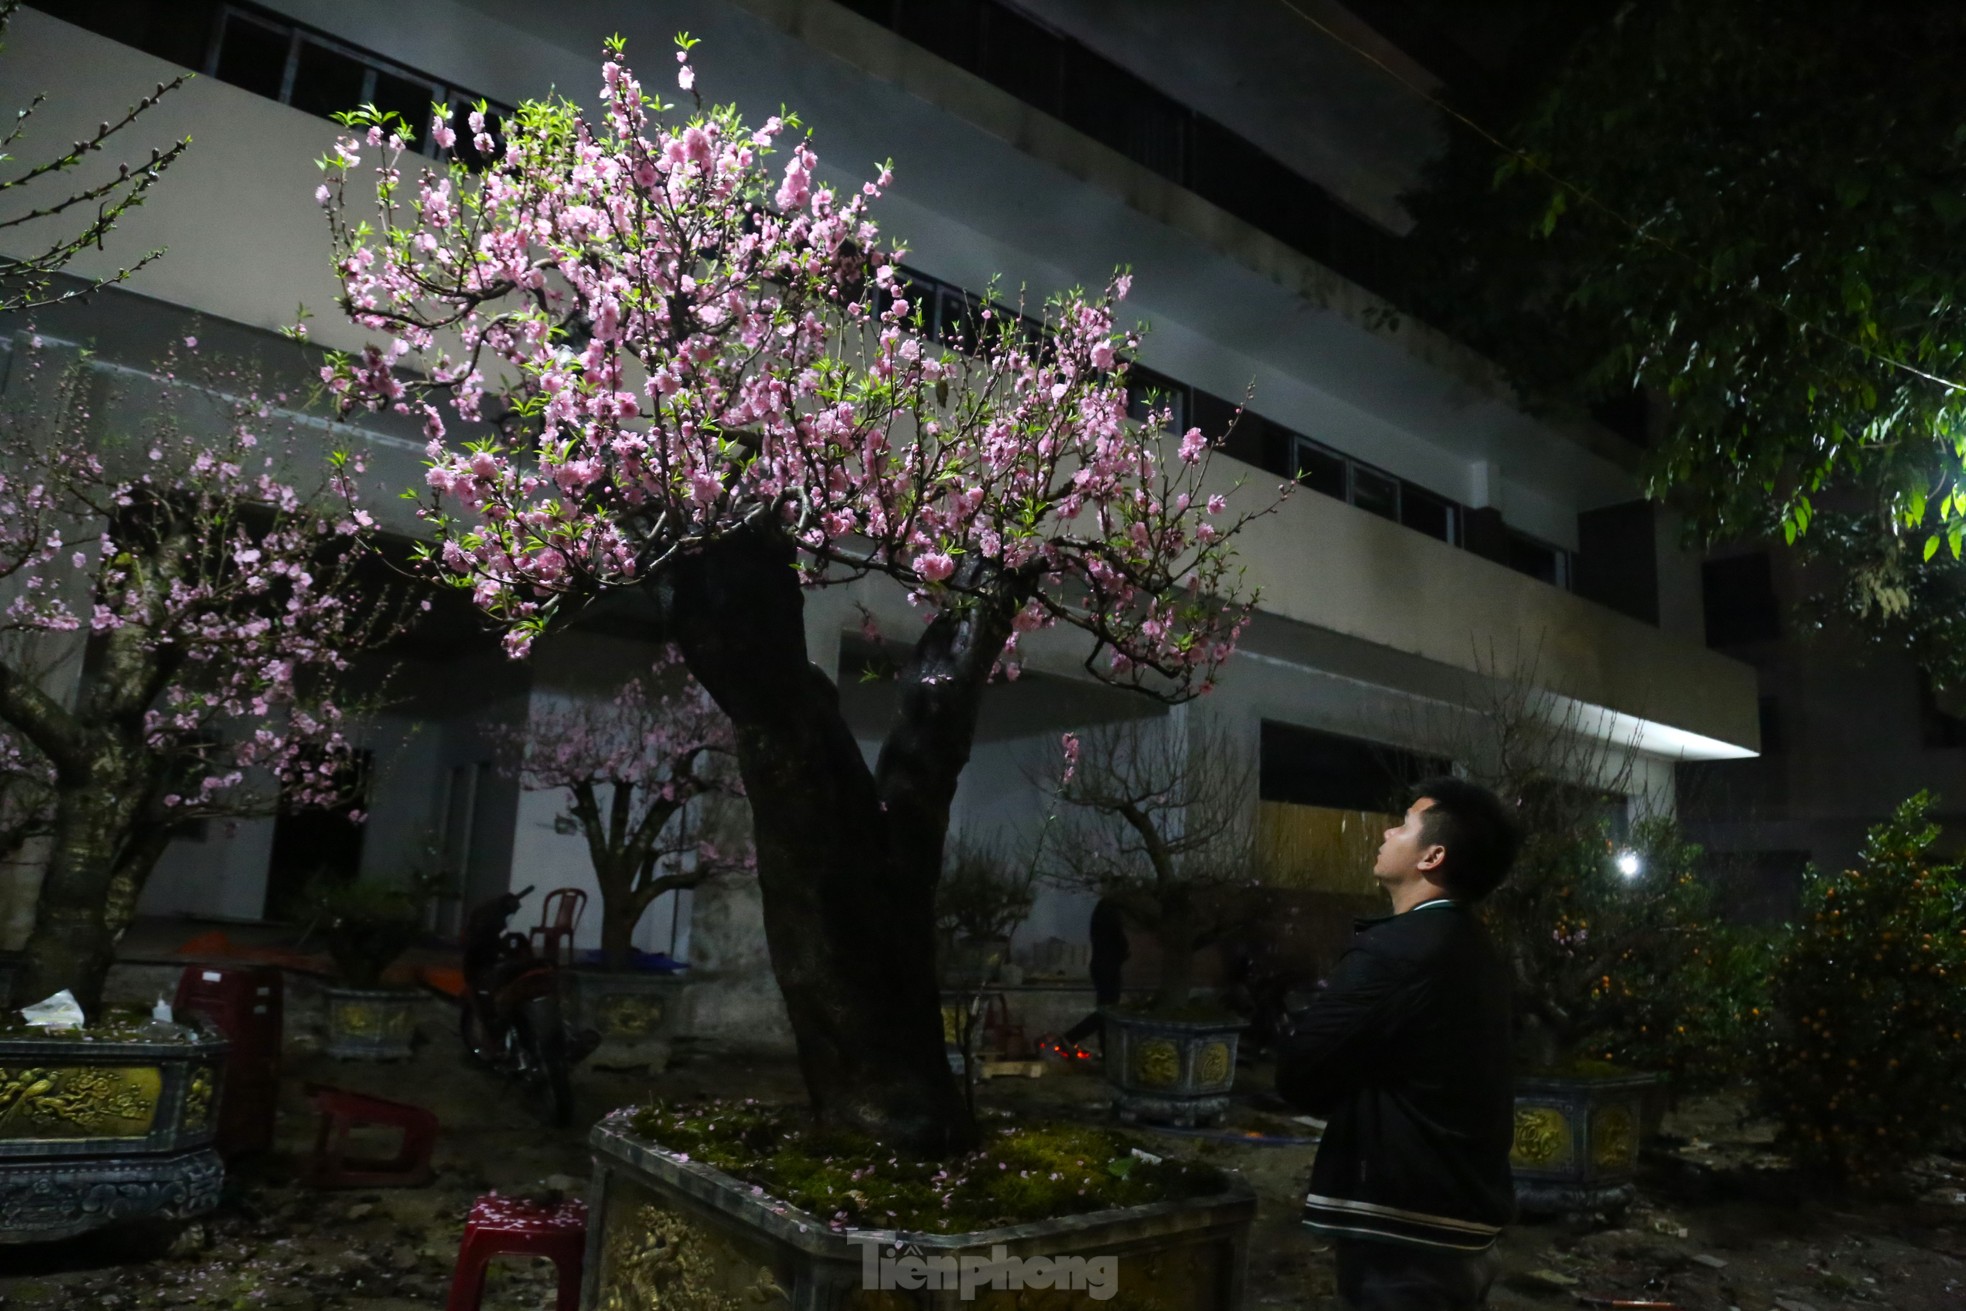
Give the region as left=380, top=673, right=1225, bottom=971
left=1, top=1, right=1756, bottom=1046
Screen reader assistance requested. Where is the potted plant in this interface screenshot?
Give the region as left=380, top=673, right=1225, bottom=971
left=932, top=835, right=1038, bottom=1102
left=934, top=834, right=1036, bottom=989
left=319, top=38, right=1272, bottom=1305
left=0, top=1007, right=230, bottom=1243
left=503, top=655, right=751, bottom=1068
left=307, top=861, right=440, bottom=1060
left=1043, top=718, right=1267, bottom=1127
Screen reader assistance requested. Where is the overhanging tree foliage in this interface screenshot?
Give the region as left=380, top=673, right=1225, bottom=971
left=1404, top=0, right=1966, bottom=678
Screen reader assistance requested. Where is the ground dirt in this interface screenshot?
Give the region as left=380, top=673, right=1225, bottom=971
left=3, top=1025, right=1964, bottom=1311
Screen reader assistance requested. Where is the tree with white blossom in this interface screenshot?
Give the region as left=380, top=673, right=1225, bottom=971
left=0, top=346, right=414, bottom=1014
left=316, top=35, right=1277, bottom=1150
left=505, top=648, right=749, bottom=971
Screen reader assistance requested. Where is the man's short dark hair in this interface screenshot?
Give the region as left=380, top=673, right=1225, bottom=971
left=1411, top=776, right=1520, bottom=901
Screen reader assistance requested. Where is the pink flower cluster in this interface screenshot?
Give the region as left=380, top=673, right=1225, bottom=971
left=318, top=39, right=1268, bottom=694
left=0, top=349, right=407, bottom=820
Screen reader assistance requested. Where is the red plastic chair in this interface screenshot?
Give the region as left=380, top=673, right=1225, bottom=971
left=301, top=1083, right=438, bottom=1188
left=529, top=887, right=587, bottom=967
left=446, top=1192, right=587, bottom=1311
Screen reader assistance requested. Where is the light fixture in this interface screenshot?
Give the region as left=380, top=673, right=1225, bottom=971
left=1615, top=850, right=1642, bottom=879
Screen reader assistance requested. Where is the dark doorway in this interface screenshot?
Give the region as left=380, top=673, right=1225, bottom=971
left=262, top=750, right=372, bottom=921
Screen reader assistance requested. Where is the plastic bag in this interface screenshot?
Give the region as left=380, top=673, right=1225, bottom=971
left=20, top=989, right=85, bottom=1030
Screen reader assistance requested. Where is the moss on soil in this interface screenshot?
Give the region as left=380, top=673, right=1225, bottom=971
left=625, top=1100, right=1230, bottom=1233
left=0, top=1006, right=187, bottom=1042
left=1106, top=1001, right=1244, bottom=1023
left=1520, top=1057, right=1640, bottom=1080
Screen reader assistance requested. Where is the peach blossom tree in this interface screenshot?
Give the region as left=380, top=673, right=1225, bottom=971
left=505, top=649, right=747, bottom=971
left=316, top=36, right=1274, bottom=1150
left=1, top=348, right=412, bottom=1013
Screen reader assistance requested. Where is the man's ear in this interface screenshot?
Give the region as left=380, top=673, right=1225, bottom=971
left=1416, top=844, right=1447, bottom=874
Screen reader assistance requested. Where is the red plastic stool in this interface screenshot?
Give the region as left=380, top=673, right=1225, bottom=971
left=302, top=1083, right=438, bottom=1188
left=446, top=1192, right=588, bottom=1311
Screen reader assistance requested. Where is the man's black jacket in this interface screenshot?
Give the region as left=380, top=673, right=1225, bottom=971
left=1276, top=899, right=1514, bottom=1251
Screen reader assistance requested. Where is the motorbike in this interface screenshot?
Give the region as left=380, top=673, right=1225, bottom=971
left=1222, top=940, right=1324, bottom=1061
left=460, top=884, right=596, bottom=1127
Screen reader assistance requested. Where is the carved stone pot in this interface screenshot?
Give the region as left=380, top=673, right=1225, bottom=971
left=322, top=986, right=418, bottom=1060
left=1100, top=1010, right=1244, bottom=1128
left=564, top=971, right=695, bottom=1072
left=0, top=1019, right=228, bottom=1243
left=1510, top=1069, right=1663, bottom=1216
left=583, top=1114, right=1257, bottom=1310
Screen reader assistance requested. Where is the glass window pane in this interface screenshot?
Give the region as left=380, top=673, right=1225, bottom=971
left=1291, top=438, right=1346, bottom=500
left=980, top=7, right=1062, bottom=113
left=447, top=100, right=509, bottom=172
left=372, top=69, right=438, bottom=146
left=288, top=37, right=367, bottom=119
left=446, top=100, right=507, bottom=171
left=1506, top=533, right=1560, bottom=585
left=832, top=0, right=894, bottom=24
left=897, top=0, right=979, bottom=69
left=1352, top=466, right=1400, bottom=521
left=1400, top=485, right=1454, bottom=542
left=213, top=13, right=290, bottom=101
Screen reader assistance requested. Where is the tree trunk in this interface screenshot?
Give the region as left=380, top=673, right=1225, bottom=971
left=1154, top=923, right=1201, bottom=1011
left=598, top=868, right=641, bottom=974
left=660, top=529, right=975, bottom=1154
left=10, top=755, right=148, bottom=1017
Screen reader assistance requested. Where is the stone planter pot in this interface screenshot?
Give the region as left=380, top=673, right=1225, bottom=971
left=583, top=1115, right=1256, bottom=1310
left=1, top=1020, right=228, bottom=1243
left=322, top=985, right=418, bottom=1061
left=1511, top=1069, right=1663, bottom=1215
left=564, top=971, right=696, bottom=1071
left=1101, top=1010, right=1244, bottom=1128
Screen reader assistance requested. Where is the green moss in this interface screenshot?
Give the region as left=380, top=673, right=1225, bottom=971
left=0, top=1006, right=181, bottom=1042
left=1521, top=1057, right=1636, bottom=1080
left=623, top=1100, right=1229, bottom=1233
left=1108, top=1001, right=1243, bottom=1024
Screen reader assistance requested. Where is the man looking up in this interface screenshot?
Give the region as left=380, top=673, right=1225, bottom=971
left=1277, top=777, right=1521, bottom=1310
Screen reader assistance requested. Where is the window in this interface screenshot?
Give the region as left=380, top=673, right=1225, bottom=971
left=1289, top=435, right=1347, bottom=501
left=823, top=0, right=1408, bottom=309
left=979, top=5, right=1063, bottom=111
left=897, top=0, right=980, bottom=68
left=1703, top=553, right=1781, bottom=647
left=1126, top=366, right=1189, bottom=434
left=1350, top=465, right=1401, bottom=523
left=287, top=34, right=371, bottom=120
left=1505, top=531, right=1571, bottom=589
left=210, top=9, right=287, bottom=99
left=1400, top=485, right=1458, bottom=544
left=890, top=266, right=1569, bottom=580
left=36, top=1, right=509, bottom=163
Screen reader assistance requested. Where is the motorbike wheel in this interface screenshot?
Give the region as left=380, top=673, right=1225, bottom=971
left=460, top=1004, right=495, bottom=1067
left=515, top=1000, right=574, bottom=1128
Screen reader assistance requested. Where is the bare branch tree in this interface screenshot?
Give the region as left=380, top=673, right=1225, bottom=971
left=1038, top=715, right=1263, bottom=1011
left=0, top=1, right=191, bottom=310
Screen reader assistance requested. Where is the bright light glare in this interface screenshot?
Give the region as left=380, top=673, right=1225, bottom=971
left=1615, top=850, right=1643, bottom=879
